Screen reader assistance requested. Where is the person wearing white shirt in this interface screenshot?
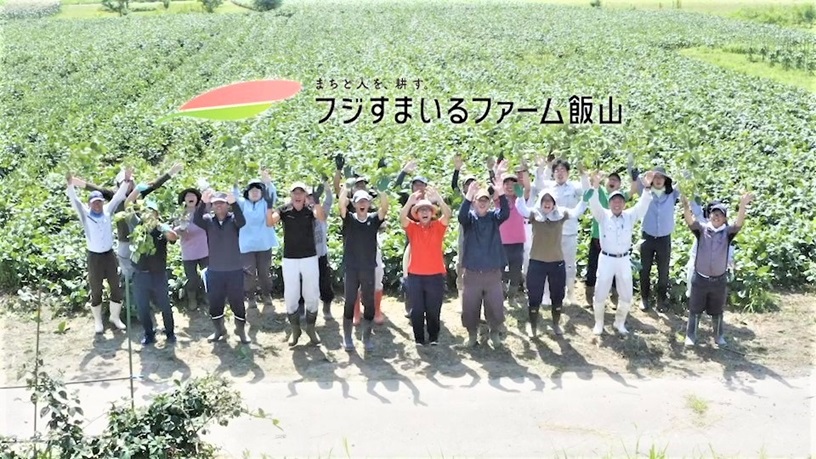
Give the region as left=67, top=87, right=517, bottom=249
left=588, top=170, right=654, bottom=336
left=66, top=169, right=131, bottom=335
left=530, top=156, right=590, bottom=306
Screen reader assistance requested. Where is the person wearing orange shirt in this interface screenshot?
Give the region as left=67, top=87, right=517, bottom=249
left=400, top=186, right=452, bottom=346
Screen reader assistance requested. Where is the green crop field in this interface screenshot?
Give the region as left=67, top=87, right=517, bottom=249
left=1, top=0, right=815, bottom=313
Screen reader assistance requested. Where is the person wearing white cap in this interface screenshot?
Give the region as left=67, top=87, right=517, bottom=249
left=269, top=182, right=327, bottom=347
left=588, top=170, right=654, bottom=336
left=680, top=192, right=753, bottom=347
left=66, top=169, right=131, bottom=335
left=338, top=185, right=389, bottom=352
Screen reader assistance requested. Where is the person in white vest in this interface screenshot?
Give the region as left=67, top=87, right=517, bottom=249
left=587, top=170, right=654, bottom=336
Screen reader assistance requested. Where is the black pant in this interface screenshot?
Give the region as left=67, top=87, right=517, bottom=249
left=344, top=267, right=375, bottom=321
left=407, top=274, right=445, bottom=343
left=527, top=260, right=566, bottom=312
left=689, top=273, right=727, bottom=315
left=207, top=269, right=246, bottom=320
left=639, top=233, right=671, bottom=301
left=586, top=238, right=616, bottom=291
left=502, top=243, right=524, bottom=288
left=88, top=250, right=123, bottom=305
left=183, top=257, right=208, bottom=299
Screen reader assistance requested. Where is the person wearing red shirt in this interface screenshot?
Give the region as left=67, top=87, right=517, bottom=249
left=400, top=187, right=452, bottom=346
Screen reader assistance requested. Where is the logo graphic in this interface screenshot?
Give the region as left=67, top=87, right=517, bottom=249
left=158, top=79, right=302, bottom=122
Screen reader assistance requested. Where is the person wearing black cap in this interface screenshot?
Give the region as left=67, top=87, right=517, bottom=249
left=269, top=182, right=327, bottom=347
left=175, top=185, right=209, bottom=310
left=681, top=192, right=753, bottom=346
left=588, top=171, right=654, bottom=336
left=582, top=168, right=639, bottom=308
left=634, top=165, right=681, bottom=311
left=194, top=190, right=250, bottom=344
left=298, top=177, right=338, bottom=321
left=66, top=169, right=131, bottom=335
left=126, top=195, right=179, bottom=346
left=232, top=170, right=278, bottom=309
left=684, top=198, right=736, bottom=298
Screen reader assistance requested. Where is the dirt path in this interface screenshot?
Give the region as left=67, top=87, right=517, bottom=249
left=1, top=292, right=812, bottom=389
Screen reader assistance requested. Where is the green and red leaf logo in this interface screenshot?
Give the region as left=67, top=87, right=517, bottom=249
left=158, top=79, right=302, bottom=122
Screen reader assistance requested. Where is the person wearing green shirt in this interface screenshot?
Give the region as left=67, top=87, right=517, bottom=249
left=582, top=170, right=637, bottom=307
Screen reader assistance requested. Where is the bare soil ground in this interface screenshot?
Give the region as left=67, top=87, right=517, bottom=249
left=1, top=289, right=813, bottom=390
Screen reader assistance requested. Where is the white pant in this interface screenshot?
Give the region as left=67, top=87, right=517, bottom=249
left=593, top=254, right=634, bottom=329
left=543, top=233, right=578, bottom=303
left=283, top=256, right=320, bottom=314
left=375, top=247, right=384, bottom=291
left=522, top=223, right=533, bottom=277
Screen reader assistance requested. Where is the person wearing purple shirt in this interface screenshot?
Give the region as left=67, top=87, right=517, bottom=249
left=174, top=186, right=209, bottom=310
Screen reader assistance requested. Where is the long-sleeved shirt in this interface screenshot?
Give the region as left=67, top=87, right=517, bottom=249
left=458, top=195, right=510, bottom=271
left=86, top=172, right=172, bottom=242
left=178, top=209, right=209, bottom=261
left=515, top=196, right=586, bottom=262
left=232, top=182, right=278, bottom=253
left=589, top=187, right=653, bottom=255
left=66, top=182, right=128, bottom=253
left=532, top=166, right=590, bottom=235
left=583, top=187, right=631, bottom=239
left=313, top=188, right=333, bottom=258
left=193, top=202, right=246, bottom=271
left=636, top=180, right=681, bottom=237
left=495, top=195, right=526, bottom=244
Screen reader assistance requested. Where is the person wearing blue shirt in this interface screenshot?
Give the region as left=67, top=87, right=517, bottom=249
left=232, top=170, right=278, bottom=310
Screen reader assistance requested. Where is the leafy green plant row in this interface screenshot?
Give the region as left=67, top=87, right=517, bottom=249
left=1, top=2, right=815, bottom=314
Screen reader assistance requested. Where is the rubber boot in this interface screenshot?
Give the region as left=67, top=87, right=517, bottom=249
left=466, top=329, right=478, bottom=347
left=90, top=304, right=104, bottom=334
left=304, top=311, right=321, bottom=345
left=373, top=290, right=385, bottom=325
left=322, top=301, right=334, bottom=321
left=489, top=328, right=502, bottom=348
left=712, top=314, right=727, bottom=346
left=584, top=286, right=595, bottom=308
left=361, top=319, right=374, bottom=352
left=613, top=302, right=631, bottom=335
left=353, top=292, right=362, bottom=326
left=207, top=317, right=227, bottom=342
left=108, top=301, right=127, bottom=330
left=684, top=312, right=700, bottom=346
left=551, top=306, right=563, bottom=336
left=592, top=301, right=605, bottom=335
left=528, top=309, right=539, bottom=338
left=234, top=318, right=251, bottom=344
left=287, top=313, right=302, bottom=347
left=342, top=318, right=354, bottom=351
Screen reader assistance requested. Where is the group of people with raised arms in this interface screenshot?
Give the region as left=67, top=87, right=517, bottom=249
left=64, top=151, right=753, bottom=351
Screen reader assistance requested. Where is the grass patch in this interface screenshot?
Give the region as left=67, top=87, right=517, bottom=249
left=55, top=0, right=245, bottom=17
left=729, top=3, right=816, bottom=29
left=680, top=46, right=816, bottom=92
left=684, top=394, right=709, bottom=417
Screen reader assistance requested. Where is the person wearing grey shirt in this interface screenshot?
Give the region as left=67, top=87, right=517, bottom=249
left=680, top=192, right=754, bottom=347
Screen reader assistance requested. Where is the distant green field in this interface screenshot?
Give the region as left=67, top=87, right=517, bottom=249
left=532, top=0, right=814, bottom=14
left=56, top=0, right=247, bottom=18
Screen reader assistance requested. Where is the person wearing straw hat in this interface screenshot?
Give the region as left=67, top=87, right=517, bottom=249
left=338, top=185, right=389, bottom=352
left=400, top=185, right=452, bottom=345
left=66, top=169, right=131, bottom=335
left=680, top=192, right=753, bottom=347
left=232, top=170, right=279, bottom=310
left=458, top=178, right=510, bottom=347
left=588, top=170, right=654, bottom=336
left=174, top=185, right=209, bottom=310
left=269, top=182, right=327, bottom=347
left=531, top=155, right=590, bottom=307
left=633, top=165, right=681, bottom=311
left=515, top=186, right=587, bottom=337
left=125, top=195, right=179, bottom=346
left=193, top=190, right=251, bottom=344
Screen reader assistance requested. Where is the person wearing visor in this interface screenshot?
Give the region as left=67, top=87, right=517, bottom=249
left=681, top=192, right=753, bottom=347
left=232, top=170, right=278, bottom=310
left=66, top=169, right=131, bottom=335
